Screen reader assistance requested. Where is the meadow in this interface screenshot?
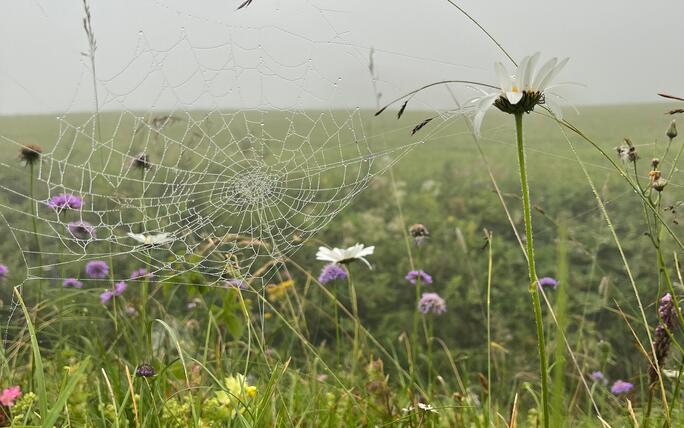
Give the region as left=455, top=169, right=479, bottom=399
left=0, top=102, right=682, bottom=427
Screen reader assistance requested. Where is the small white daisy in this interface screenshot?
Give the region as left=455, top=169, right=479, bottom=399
left=316, top=243, right=374, bottom=269
left=417, top=402, right=438, bottom=413
left=127, top=232, right=174, bottom=247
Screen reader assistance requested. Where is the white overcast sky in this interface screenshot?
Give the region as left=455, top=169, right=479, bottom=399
left=1, top=0, right=682, bottom=115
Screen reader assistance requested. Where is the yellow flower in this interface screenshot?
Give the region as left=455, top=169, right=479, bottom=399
left=266, top=279, right=294, bottom=301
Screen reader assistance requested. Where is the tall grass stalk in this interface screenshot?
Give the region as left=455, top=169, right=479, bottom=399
left=514, top=112, right=549, bottom=428
left=485, top=230, right=493, bottom=427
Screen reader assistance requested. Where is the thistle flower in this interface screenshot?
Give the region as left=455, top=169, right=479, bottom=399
left=318, top=263, right=348, bottom=284
left=47, top=193, right=82, bottom=212
left=0, top=264, right=8, bottom=281
left=19, top=144, right=42, bottom=166
left=135, top=363, right=156, bottom=378
left=667, top=120, right=677, bottom=140
left=114, top=281, right=127, bottom=296
left=0, top=386, right=21, bottom=407
left=409, top=223, right=429, bottom=246
left=62, top=278, right=83, bottom=289
left=131, top=152, right=152, bottom=170
left=470, top=53, right=569, bottom=136
left=405, top=270, right=433, bottom=285
left=590, top=371, right=607, bottom=385
left=538, top=277, right=559, bottom=290
left=99, top=290, right=114, bottom=304
left=316, top=243, right=374, bottom=269
left=418, top=292, right=447, bottom=315
left=85, top=260, right=109, bottom=279
left=130, top=268, right=153, bottom=280
left=610, top=380, right=633, bottom=395
left=67, top=221, right=96, bottom=240
left=649, top=293, right=677, bottom=385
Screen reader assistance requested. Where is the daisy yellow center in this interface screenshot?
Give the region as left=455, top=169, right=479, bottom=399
left=511, top=85, right=519, bottom=92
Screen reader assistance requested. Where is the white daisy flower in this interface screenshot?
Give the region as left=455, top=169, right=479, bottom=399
left=470, top=52, right=569, bottom=137
left=417, top=402, right=438, bottom=413
left=316, top=243, right=374, bottom=269
left=127, top=232, right=174, bottom=247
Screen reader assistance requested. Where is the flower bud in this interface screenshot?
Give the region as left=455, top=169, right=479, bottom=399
left=667, top=120, right=677, bottom=140
left=651, top=158, right=660, bottom=169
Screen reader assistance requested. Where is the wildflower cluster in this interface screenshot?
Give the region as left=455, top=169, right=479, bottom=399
left=203, top=374, right=257, bottom=421
left=266, top=279, right=294, bottom=301
left=649, top=293, right=678, bottom=385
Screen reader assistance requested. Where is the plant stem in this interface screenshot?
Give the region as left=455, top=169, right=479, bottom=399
left=514, top=112, right=549, bottom=428
left=29, top=163, right=43, bottom=301
left=348, top=269, right=360, bottom=377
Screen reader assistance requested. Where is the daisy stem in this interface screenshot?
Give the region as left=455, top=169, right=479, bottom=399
left=348, top=269, right=360, bottom=376
left=514, top=112, right=549, bottom=428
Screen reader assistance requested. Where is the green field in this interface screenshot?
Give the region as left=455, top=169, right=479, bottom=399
left=0, top=103, right=682, bottom=426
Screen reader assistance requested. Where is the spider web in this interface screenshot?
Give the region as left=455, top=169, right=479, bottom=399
left=0, top=7, right=421, bottom=292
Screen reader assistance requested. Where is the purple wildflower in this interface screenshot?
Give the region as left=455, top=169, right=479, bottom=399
left=650, top=293, right=678, bottom=384
left=114, top=281, right=127, bottom=296
left=318, top=263, right=348, bottom=284
left=590, top=371, right=607, bottom=385
left=100, top=290, right=114, bottom=304
left=405, top=270, right=433, bottom=285
left=135, top=363, right=156, bottom=378
left=0, top=264, right=8, bottom=280
left=85, top=260, right=109, bottom=279
left=62, top=278, right=83, bottom=289
left=67, top=221, right=96, bottom=240
left=47, top=193, right=82, bottom=211
left=224, top=279, right=247, bottom=289
left=418, top=292, right=447, bottom=315
left=610, top=380, right=633, bottom=395
left=130, top=268, right=153, bottom=281
left=538, top=277, right=559, bottom=290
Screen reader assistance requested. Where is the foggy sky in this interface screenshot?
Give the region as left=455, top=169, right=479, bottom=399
left=1, top=0, right=683, bottom=115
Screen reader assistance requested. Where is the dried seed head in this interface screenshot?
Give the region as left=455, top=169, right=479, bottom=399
left=653, top=178, right=668, bottom=192
left=409, top=223, right=429, bottom=246
left=132, top=152, right=152, bottom=170
left=616, top=139, right=638, bottom=163
left=19, top=144, right=43, bottom=165
left=651, top=158, right=660, bottom=169
left=135, top=363, right=156, bottom=378
left=409, top=224, right=429, bottom=238
left=667, top=120, right=678, bottom=140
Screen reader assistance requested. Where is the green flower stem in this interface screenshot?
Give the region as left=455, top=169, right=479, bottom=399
left=348, top=268, right=360, bottom=376
left=29, top=163, right=43, bottom=301
left=514, top=112, right=549, bottom=428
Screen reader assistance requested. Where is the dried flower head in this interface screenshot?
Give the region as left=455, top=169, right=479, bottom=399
left=131, top=152, right=152, bottom=170
left=135, top=363, right=156, bottom=378
left=667, top=120, right=677, bottom=140
left=651, top=158, right=660, bottom=169
left=649, top=170, right=668, bottom=192
left=409, top=223, right=429, bottom=246
left=616, top=139, right=638, bottom=163
left=19, top=144, right=43, bottom=166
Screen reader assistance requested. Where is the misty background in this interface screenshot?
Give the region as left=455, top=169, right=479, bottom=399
left=1, top=0, right=682, bottom=115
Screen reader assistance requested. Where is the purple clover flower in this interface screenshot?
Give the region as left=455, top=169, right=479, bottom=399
left=405, top=270, right=433, bottom=285
left=418, top=292, right=446, bottom=315
left=114, top=281, right=127, bottom=296
left=318, top=263, right=348, bottom=284
left=67, top=221, right=96, bottom=240
left=610, top=380, right=634, bottom=395
left=47, top=193, right=82, bottom=212
left=590, top=371, right=607, bottom=385
left=100, top=290, right=114, bottom=304
left=63, top=278, right=83, bottom=289
left=0, top=264, right=8, bottom=280
left=85, top=260, right=109, bottom=279
left=538, top=277, right=559, bottom=290
left=130, top=268, right=153, bottom=281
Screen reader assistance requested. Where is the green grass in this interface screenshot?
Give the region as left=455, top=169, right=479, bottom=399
left=0, top=103, right=682, bottom=426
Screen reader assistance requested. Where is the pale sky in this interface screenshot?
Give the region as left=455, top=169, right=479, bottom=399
left=1, top=0, right=683, bottom=115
